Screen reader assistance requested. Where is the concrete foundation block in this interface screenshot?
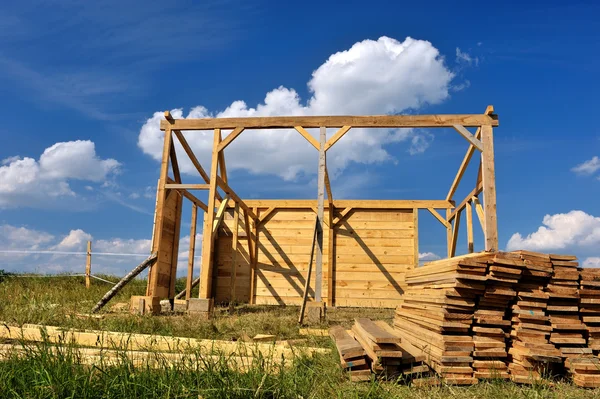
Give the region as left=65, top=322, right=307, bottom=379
left=130, top=295, right=161, bottom=315
left=306, top=302, right=326, bottom=324
left=188, top=298, right=214, bottom=315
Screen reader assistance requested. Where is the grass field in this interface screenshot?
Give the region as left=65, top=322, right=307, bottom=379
left=0, top=273, right=598, bottom=398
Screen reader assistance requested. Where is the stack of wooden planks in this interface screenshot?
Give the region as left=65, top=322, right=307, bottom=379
left=329, top=319, right=430, bottom=382
left=395, top=250, right=600, bottom=386
left=393, top=255, right=492, bottom=385
left=328, top=326, right=370, bottom=381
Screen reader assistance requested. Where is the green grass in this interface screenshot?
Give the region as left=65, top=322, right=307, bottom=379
left=0, top=275, right=598, bottom=398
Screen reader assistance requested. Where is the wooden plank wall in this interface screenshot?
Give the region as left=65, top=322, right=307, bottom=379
left=214, top=209, right=252, bottom=303
left=335, top=209, right=415, bottom=308
left=213, top=206, right=417, bottom=308
left=148, top=191, right=183, bottom=298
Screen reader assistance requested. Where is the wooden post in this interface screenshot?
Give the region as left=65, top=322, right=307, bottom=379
left=327, top=208, right=334, bottom=307
left=413, top=209, right=419, bottom=268
left=315, top=126, right=326, bottom=303
left=446, top=209, right=452, bottom=258
left=147, top=127, right=173, bottom=296
left=466, top=201, right=474, bottom=253
left=229, top=202, right=240, bottom=312
left=85, top=240, right=92, bottom=288
left=249, top=207, right=259, bottom=305
left=199, top=129, right=221, bottom=299
left=450, top=209, right=462, bottom=257
left=481, top=124, right=498, bottom=251
left=185, top=204, right=198, bottom=301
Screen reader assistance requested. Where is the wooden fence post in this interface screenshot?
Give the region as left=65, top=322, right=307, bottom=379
left=85, top=240, right=92, bottom=288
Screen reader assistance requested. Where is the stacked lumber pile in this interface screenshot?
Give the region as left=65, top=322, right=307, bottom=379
left=348, top=318, right=404, bottom=376
left=328, top=326, right=370, bottom=382
left=329, top=319, right=430, bottom=382
left=572, top=267, right=600, bottom=387
left=395, top=250, right=600, bottom=387
left=393, top=255, right=492, bottom=385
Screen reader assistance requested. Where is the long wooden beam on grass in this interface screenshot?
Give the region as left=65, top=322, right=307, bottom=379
left=160, top=114, right=498, bottom=130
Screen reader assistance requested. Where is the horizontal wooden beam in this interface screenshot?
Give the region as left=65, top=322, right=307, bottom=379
left=215, top=176, right=258, bottom=221
left=448, top=183, right=483, bottom=222
left=160, top=114, right=498, bottom=131
left=165, top=177, right=208, bottom=212
left=165, top=184, right=210, bottom=190
left=226, top=199, right=454, bottom=209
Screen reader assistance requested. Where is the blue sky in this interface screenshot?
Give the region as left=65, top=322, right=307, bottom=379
left=1, top=0, right=599, bottom=274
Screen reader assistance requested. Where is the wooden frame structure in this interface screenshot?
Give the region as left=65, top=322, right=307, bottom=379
left=143, top=106, right=499, bottom=309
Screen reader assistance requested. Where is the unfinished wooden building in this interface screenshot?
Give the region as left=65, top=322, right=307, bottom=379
left=140, top=107, right=499, bottom=312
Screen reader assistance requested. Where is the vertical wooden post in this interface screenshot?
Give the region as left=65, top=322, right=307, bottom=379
left=186, top=204, right=198, bottom=301
left=327, top=208, right=334, bottom=307
left=481, top=125, right=498, bottom=251
left=315, top=126, right=326, bottom=302
left=413, top=209, right=419, bottom=268
left=147, top=127, right=173, bottom=296
left=450, top=210, right=462, bottom=258
left=85, top=240, right=92, bottom=288
left=199, top=129, right=221, bottom=299
left=229, top=203, right=240, bottom=311
left=446, top=209, right=452, bottom=258
left=249, top=207, right=259, bottom=305
left=466, top=201, right=474, bottom=253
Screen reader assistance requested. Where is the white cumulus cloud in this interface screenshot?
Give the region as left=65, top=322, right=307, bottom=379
left=419, top=252, right=441, bottom=262
left=506, top=210, right=600, bottom=252
left=138, top=36, right=456, bottom=181
left=0, top=140, right=120, bottom=208
left=572, top=156, right=600, bottom=176
left=583, top=257, right=600, bottom=268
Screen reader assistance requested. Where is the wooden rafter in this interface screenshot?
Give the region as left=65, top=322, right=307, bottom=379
left=446, top=127, right=481, bottom=201
left=448, top=183, right=483, bottom=222
left=324, top=163, right=333, bottom=208
left=450, top=209, right=462, bottom=257
left=472, top=196, right=485, bottom=230
left=229, top=202, right=240, bottom=308
left=427, top=208, right=451, bottom=229
left=217, top=127, right=245, bottom=152
left=332, top=207, right=353, bottom=226
left=325, top=126, right=351, bottom=151
left=169, top=140, right=181, bottom=183
left=294, top=126, right=319, bottom=150
left=452, top=125, right=484, bottom=152
left=217, top=130, right=228, bottom=184
left=160, top=114, right=498, bottom=130
left=258, top=207, right=277, bottom=224
left=185, top=204, right=197, bottom=301
left=212, top=194, right=231, bottom=235
left=172, top=130, right=210, bottom=182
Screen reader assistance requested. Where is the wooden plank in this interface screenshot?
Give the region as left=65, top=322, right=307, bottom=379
left=413, top=208, right=419, bottom=268
left=168, top=188, right=183, bottom=298
left=229, top=203, right=240, bottom=305
left=355, top=318, right=402, bottom=344
left=325, top=125, right=352, bottom=151
left=258, top=207, right=277, bottom=224
left=446, top=209, right=452, bottom=258
left=217, top=130, right=228, bottom=184
left=472, top=196, right=485, bottom=230
left=216, top=127, right=245, bottom=152
left=165, top=184, right=210, bottom=190
left=299, top=216, right=318, bottom=324
left=250, top=207, right=259, bottom=304
left=452, top=125, right=483, bottom=152
left=212, top=195, right=231, bottom=235
left=448, top=183, right=483, bottom=221
left=147, top=127, right=173, bottom=297
left=237, top=199, right=454, bottom=209
left=427, top=208, right=450, bottom=228
left=466, top=202, right=473, bottom=253
left=186, top=204, right=198, bottom=301
left=324, top=164, right=333, bottom=208
left=329, top=325, right=366, bottom=359
left=176, top=188, right=208, bottom=213
left=85, top=240, right=91, bottom=289
left=169, top=140, right=181, bottom=183
left=199, top=129, right=221, bottom=299
left=481, top=125, right=498, bottom=251
left=446, top=126, right=482, bottom=201
left=328, top=207, right=335, bottom=307
left=315, top=126, right=326, bottom=303
left=160, top=114, right=499, bottom=130
left=293, top=126, right=319, bottom=150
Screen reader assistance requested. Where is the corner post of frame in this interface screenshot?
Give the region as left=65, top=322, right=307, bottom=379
left=481, top=124, right=498, bottom=251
